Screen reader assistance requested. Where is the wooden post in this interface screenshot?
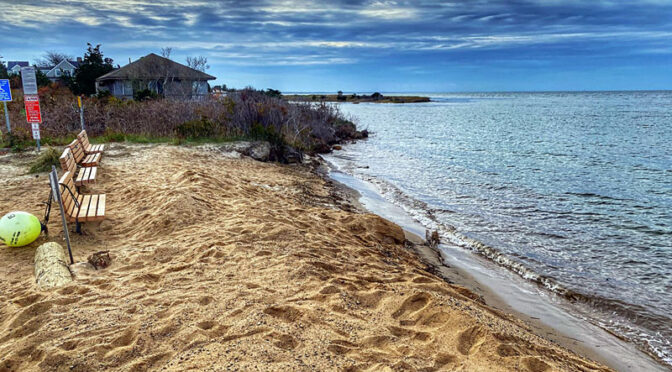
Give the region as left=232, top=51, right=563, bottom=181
left=34, top=242, right=73, bottom=289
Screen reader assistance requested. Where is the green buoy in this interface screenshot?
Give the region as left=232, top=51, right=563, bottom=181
left=0, top=211, right=42, bottom=247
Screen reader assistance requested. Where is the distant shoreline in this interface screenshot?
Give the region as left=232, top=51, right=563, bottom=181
left=284, top=93, right=431, bottom=103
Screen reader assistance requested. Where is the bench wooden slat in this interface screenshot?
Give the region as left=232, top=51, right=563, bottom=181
left=85, top=195, right=99, bottom=220
left=77, top=195, right=92, bottom=220
left=88, top=167, right=97, bottom=184
left=77, top=130, right=104, bottom=154
left=75, top=171, right=84, bottom=186
left=90, top=144, right=104, bottom=153
left=95, top=194, right=106, bottom=221
left=81, top=153, right=101, bottom=167
left=64, top=193, right=82, bottom=220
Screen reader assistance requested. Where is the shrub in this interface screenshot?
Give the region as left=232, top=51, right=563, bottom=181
left=7, top=130, right=34, bottom=152
left=133, top=89, right=159, bottom=102
left=4, top=88, right=363, bottom=155
left=98, top=129, right=126, bottom=143
left=175, top=117, right=217, bottom=139
left=29, top=147, right=61, bottom=173
left=264, top=88, right=282, bottom=98
left=249, top=122, right=284, bottom=146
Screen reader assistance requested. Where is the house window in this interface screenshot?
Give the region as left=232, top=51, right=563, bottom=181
left=56, top=70, right=61, bottom=77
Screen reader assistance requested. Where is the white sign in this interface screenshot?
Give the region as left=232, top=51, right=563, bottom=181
left=21, top=67, right=38, bottom=95
left=31, top=123, right=40, bottom=140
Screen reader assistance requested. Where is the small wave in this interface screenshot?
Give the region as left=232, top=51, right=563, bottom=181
left=565, top=192, right=631, bottom=202
left=323, top=156, right=672, bottom=366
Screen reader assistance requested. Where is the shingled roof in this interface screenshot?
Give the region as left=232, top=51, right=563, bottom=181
left=96, top=53, right=215, bottom=81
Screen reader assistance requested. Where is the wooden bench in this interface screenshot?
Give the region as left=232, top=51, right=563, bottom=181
left=59, top=148, right=97, bottom=187
left=58, top=171, right=106, bottom=232
left=77, top=130, right=104, bottom=154
left=67, top=139, right=101, bottom=167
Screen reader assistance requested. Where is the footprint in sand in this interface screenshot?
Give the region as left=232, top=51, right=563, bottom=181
left=457, top=326, right=487, bottom=355
left=523, top=357, right=551, bottom=372
left=269, top=332, right=299, bottom=350
left=263, top=305, right=304, bottom=322
left=392, top=292, right=432, bottom=319
left=497, top=343, right=522, bottom=357
left=327, top=340, right=358, bottom=355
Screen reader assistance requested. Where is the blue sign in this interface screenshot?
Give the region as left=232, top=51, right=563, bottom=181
left=0, top=79, right=11, bottom=102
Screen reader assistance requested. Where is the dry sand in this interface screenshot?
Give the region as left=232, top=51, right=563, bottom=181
left=0, top=144, right=612, bottom=371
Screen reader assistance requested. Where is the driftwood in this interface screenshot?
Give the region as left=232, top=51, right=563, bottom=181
left=34, top=242, right=73, bottom=290
left=88, top=251, right=111, bottom=269
left=426, top=230, right=441, bottom=249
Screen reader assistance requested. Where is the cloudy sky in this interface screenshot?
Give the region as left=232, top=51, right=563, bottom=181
left=1, top=0, right=671, bottom=92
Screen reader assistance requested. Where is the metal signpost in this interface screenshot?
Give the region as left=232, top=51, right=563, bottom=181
left=49, top=166, right=74, bottom=264
left=78, top=96, right=85, bottom=130
left=21, top=67, right=41, bottom=151
left=0, top=79, right=11, bottom=137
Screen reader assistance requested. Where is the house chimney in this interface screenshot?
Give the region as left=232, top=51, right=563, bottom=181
left=77, top=57, right=82, bottom=63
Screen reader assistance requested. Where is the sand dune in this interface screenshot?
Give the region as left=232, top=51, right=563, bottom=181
left=0, top=145, right=610, bottom=371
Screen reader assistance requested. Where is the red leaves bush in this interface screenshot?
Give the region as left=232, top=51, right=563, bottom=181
left=2, top=86, right=359, bottom=153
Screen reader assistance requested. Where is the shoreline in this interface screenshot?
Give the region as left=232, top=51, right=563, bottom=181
left=321, top=161, right=667, bottom=372
left=0, top=144, right=635, bottom=370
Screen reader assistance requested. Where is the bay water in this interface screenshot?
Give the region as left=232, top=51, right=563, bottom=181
left=324, top=91, right=672, bottom=366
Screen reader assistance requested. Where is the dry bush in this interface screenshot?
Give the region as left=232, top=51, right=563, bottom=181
left=1, top=87, right=358, bottom=152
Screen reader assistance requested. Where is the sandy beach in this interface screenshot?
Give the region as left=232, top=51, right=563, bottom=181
left=0, top=144, right=611, bottom=371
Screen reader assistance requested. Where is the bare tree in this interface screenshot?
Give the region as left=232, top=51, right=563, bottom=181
left=160, top=47, right=173, bottom=60
left=37, top=51, right=74, bottom=67
left=186, top=56, right=209, bottom=72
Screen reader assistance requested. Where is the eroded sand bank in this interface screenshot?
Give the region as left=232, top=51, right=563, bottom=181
left=0, top=144, right=610, bottom=371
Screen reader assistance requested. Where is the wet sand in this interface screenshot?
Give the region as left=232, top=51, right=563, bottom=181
left=0, top=144, right=610, bottom=371
left=326, top=168, right=668, bottom=372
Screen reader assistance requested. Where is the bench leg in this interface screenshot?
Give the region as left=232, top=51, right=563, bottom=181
left=76, top=222, right=82, bottom=234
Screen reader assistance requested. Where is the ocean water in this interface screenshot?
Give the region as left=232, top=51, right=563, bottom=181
left=325, top=92, right=672, bottom=366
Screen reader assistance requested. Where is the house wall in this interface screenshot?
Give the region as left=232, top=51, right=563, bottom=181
left=45, top=60, right=77, bottom=80
left=97, top=80, right=134, bottom=99
left=97, top=79, right=210, bottom=100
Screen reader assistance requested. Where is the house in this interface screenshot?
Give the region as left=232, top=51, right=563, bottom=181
left=41, top=58, right=82, bottom=81
left=6, top=61, right=29, bottom=75
left=95, top=53, right=216, bottom=100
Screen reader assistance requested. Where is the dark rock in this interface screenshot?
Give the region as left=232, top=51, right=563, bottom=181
left=360, top=130, right=369, bottom=138
left=219, top=141, right=253, bottom=155
left=246, top=141, right=271, bottom=162
left=313, top=142, right=332, bottom=154
left=332, top=145, right=342, bottom=150
left=283, top=146, right=303, bottom=164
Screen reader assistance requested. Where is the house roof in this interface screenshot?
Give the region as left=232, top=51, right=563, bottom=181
left=96, top=53, right=216, bottom=81
left=7, top=61, right=29, bottom=69
left=44, top=60, right=80, bottom=75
